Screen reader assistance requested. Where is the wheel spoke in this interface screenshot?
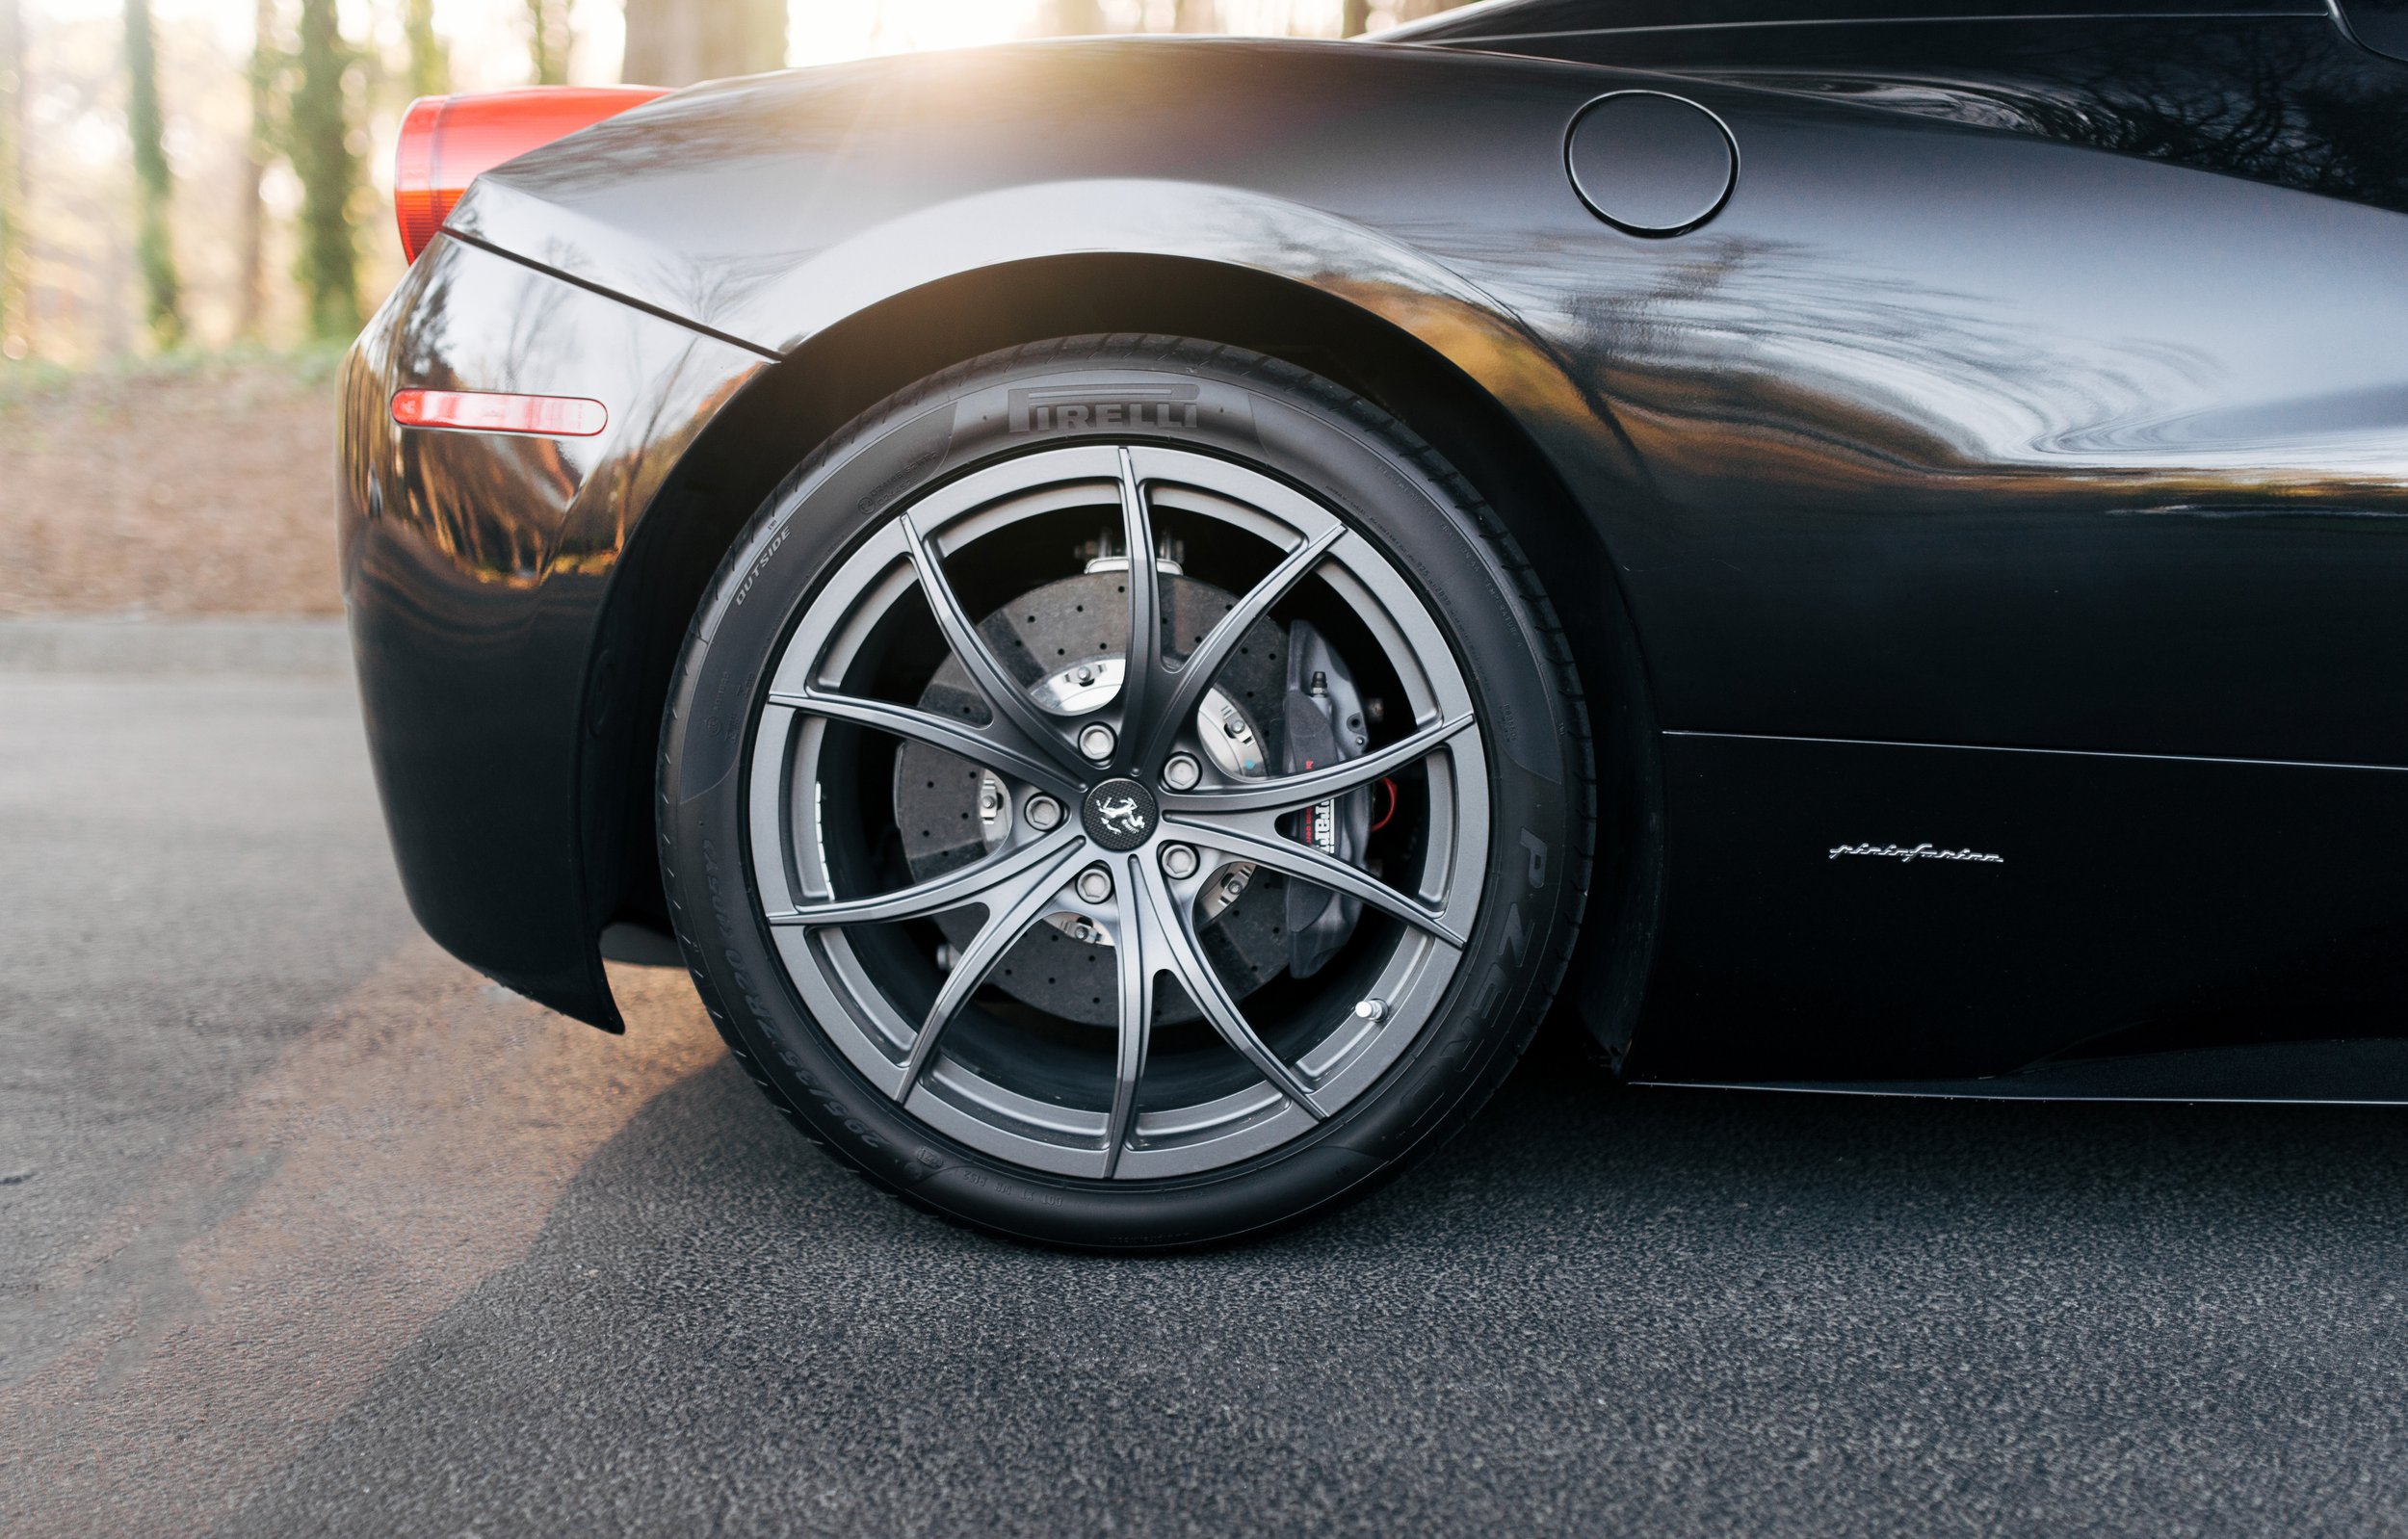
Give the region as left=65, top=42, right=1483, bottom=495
left=768, top=688, right=1084, bottom=802
left=1103, top=852, right=1157, bottom=1177
left=1136, top=865, right=1326, bottom=1120
left=1111, top=448, right=1166, bottom=770
left=769, top=829, right=1084, bottom=927
left=1159, top=711, right=1475, bottom=816
left=1165, top=816, right=1467, bottom=948
left=895, top=840, right=1092, bottom=1099
left=1133, top=524, right=1342, bottom=770
left=900, top=510, right=1082, bottom=773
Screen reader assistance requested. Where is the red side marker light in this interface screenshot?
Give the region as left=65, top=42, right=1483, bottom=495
left=392, top=388, right=609, bottom=437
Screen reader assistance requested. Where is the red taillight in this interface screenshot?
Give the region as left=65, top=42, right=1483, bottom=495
left=392, top=388, right=609, bottom=436
left=395, top=86, right=667, bottom=262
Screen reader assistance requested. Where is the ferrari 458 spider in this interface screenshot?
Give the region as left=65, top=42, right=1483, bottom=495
left=341, top=0, right=2408, bottom=1246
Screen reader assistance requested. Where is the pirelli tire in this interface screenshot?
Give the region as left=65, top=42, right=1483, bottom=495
left=657, top=335, right=1594, bottom=1249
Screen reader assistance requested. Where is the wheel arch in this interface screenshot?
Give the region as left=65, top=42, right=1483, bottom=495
left=584, top=252, right=1662, bottom=1057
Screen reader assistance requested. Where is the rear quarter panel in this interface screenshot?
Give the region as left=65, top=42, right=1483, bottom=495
left=342, top=237, right=763, bottom=1022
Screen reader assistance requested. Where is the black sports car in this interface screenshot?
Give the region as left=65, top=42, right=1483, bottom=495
left=340, top=0, right=2408, bottom=1247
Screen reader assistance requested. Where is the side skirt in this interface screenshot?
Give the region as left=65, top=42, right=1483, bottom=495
left=1627, top=731, right=2408, bottom=1094
left=1641, top=1039, right=2408, bottom=1107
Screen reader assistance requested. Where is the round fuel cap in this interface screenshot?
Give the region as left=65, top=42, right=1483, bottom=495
left=1566, top=91, right=1739, bottom=237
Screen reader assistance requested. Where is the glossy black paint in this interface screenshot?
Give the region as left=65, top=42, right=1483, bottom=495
left=339, top=237, right=763, bottom=1025
left=1477, top=13, right=2408, bottom=213
left=2340, top=0, right=2408, bottom=61
left=1640, top=731, right=2408, bottom=1088
left=344, top=15, right=2408, bottom=1094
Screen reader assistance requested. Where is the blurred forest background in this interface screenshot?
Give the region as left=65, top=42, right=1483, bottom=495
left=0, top=0, right=1474, bottom=365
left=0, top=0, right=1468, bottom=615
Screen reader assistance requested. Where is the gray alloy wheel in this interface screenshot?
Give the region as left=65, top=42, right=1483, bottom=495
left=658, top=335, right=1592, bottom=1247
left=748, top=442, right=1489, bottom=1180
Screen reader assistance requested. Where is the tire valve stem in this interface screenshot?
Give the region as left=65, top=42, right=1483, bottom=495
left=935, top=944, right=958, bottom=973
left=1354, top=998, right=1388, bottom=1024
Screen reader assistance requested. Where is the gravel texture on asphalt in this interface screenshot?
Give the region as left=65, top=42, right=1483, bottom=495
left=6, top=671, right=2406, bottom=1538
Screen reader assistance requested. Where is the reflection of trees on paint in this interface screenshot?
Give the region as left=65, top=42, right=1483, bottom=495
left=1535, top=230, right=2408, bottom=510
left=370, top=262, right=568, bottom=588
left=1567, top=233, right=2217, bottom=473
left=1686, top=22, right=2408, bottom=215
left=361, top=246, right=763, bottom=590
left=389, top=358, right=759, bottom=589
left=397, top=428, right=572, bottom=588
left=1496, top=18, right=2408, bottom=507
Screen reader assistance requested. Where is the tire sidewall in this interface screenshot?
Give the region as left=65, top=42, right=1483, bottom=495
left=661, top=342, right=1583, bottom=1248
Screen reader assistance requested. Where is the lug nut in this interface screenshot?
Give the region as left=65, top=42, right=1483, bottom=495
left=1163, top=752, right=1201, bottom=791
left=1079, top=722, right=1117, bottom=761
left=1024, top=795, right=1063, bottom=832
left=1354, top=998, right=1388, bottom=1024
left=1160, top=844, right=1199, bottom=880
left=1075, top=867, right=1113, bottom=904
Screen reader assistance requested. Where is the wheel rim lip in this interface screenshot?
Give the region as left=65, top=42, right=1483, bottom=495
left=743, top=441, right=1490, bottom=1182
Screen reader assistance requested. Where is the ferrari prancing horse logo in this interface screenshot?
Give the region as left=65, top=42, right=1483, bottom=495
left=1081, top=777, right=1158, bottom=851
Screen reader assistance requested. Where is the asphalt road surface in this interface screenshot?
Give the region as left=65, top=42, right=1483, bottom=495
left=7, top=659, right=2408, bottom=1538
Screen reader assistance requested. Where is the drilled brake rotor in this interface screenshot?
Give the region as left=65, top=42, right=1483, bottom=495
left=894, top=569, right=1292, bottom=1027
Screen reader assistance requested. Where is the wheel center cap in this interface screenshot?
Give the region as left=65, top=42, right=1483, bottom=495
left=1082, top=776, right=1158, bottom=851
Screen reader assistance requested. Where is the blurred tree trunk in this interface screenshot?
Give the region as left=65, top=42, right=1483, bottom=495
left=405, top=0, right=448, bottom=99
left=526, top=0, right=569, bottom=86
left=290, top=0, right=359, bottom=339
left=1343, top=1, right=1371, bottom=35
left=621, top=0, right=784, bottom=88
left=1035, top=0, right=1109, bottom=35
left=234, top=0, right=273, bottom=342
left=101, top=219, right=131, bottom=355
left=124, top=0, right=183, bottom=350
left=1173, top=0, right=1218, bottom=31
left=0, top=0, right=26, bottom=358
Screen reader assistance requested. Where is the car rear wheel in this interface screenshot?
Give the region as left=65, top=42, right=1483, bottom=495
left=658, top=336, right=1592, bottom=1248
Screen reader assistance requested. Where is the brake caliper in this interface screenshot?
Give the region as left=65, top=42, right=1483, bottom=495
left=1281, top=620, right=1373, bottom=978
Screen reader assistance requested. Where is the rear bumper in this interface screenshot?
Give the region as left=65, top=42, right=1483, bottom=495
left=339, top=235, right=764, bottom=1026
